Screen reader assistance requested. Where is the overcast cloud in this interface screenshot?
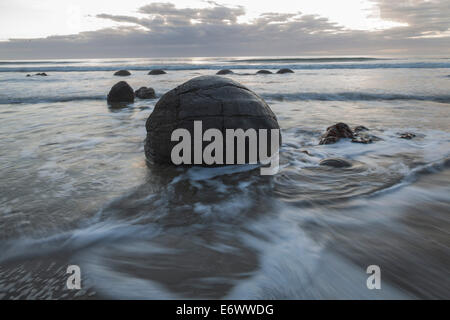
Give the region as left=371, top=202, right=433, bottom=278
left=0, top=0, right=449, bottom=59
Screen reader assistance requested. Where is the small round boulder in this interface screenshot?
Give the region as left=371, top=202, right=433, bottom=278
left=135, top=87, right=156, bottom=99
left=148, top=69, right=166, bottom=75
left=216, top=69, right=234, bottom=75
left=276, top=68, right=294, bottom=74
left=145, top=75, right=281, bottom=165
left=107, top=81, right=134, bottom=105
left=256, top=70, right=273, bottom=74
left=114, top=70, right=131, bottom=76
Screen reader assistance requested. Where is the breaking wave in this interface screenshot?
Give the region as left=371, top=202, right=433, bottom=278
left=0, top=62, right=449, bottom=73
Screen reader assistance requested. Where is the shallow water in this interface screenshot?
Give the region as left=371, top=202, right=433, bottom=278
left=0, top=57, right=449, bottom=299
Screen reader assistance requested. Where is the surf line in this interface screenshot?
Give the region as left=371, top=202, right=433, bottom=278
left=170, top=120, right=280, bottom=175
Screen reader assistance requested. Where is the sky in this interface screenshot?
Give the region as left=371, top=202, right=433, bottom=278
left=0, top=0, right=449, bottom=59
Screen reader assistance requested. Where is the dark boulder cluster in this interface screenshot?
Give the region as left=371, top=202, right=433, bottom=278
left=319, top=123, right=354, bottom=145
left=257, top=69, right=294, bottom=74
left=27, top=73, right=48, bottom=77
left=319, top=123, right=380, bottom=145
left=107, top=81, right=156, bottom=105
left=215, top=69, right=294, bottom=75
left=114, top=70, right=131, bottom=76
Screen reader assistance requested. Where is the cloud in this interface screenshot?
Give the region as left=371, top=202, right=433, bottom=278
left=0, top=1, right=449, bottom=59
left=373, top=0, right=450, bottom=37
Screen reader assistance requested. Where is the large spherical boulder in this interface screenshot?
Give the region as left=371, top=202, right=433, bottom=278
left=107, top=81, right=134, bottom=104
left=114, top=70, right=131, bottom=76
left=277, top=68, right=294, bottom=74
left=145, top=75, right=280, bottom=165
left=135, top=87, right=156, bottom=99
left=216, top=69, right=233, bottom=75
left=256, top=70, right=272, bottom=74
left=148, top=69, right=166, bottom=75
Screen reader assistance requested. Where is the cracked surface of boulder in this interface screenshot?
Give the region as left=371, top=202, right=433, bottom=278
left=145, top=75, right=280, bottom=165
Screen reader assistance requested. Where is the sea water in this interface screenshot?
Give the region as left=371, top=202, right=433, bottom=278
left=0, top=57, right=449, bottom=299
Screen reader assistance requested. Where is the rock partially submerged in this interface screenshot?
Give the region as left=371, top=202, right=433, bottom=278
left=148, top=69, right=166, bottom=75
left=276, top=68, right=294, bottom=74
left=353, top=125, right=369, bottom=133
left=135, top=87, right=156, bottom=99
left=256, top=70, right=273, bottom=74
left=145, top=75, right=280, bottom=165
left=114, top=70, right=131, bottom=76
left=35, top=72, right=48, bottom=76
left=319, top=158, right=352, bottom=168
left=107, top=81, right=134, bottom=105
left=320, top=123, right=380, bottom=145
left=319, top=123, right=354, bottom=145
left=399, top=132, right=416, bottom=139
left=216, top=69, right=233, bottom=75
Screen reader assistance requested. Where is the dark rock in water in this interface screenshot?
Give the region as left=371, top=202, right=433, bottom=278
left=148, top=69, right=166, bottom=75
left=26, top=74, right=31, bottom=77
left=353, top=125, right=369, bottom=132
left=300, top=150, right=312, bottom=156
left=135, top=87, right=156, bottom=99
left=114, top=70, right=131, bottom=76
left=319, top=158, right=352, bottom=168
left=107, top=81, right=134, bottom=105
left=320, top=123, right=380, bottom=144
left=320, top=136, right=340, bottom=144
left=35, top=72, right=48, bottom=76
left=319, top=122, right=354, bottom=145
left=276, top=68, right=294, bottom=74
left=256, top=70, right=273, bottom=74
left=352, top=134, right=373, bottom=144
left=216, top=69, right=234, bottom=75
left=399, top=132, right=416, bottom=139
left=145, top=75, right=280, bottom=165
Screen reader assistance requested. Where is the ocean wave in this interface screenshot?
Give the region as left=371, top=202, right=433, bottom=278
left=0, top=60, right=84, bottom=65
left=0, top=95, right=105, bottom=104
left=2, top=91, right=449, bottom=105
left=262, top=92, right=450, bottom=103
left=230, top=57, right=383, bottom=63
left=0, top=62, right=449, bottom=72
